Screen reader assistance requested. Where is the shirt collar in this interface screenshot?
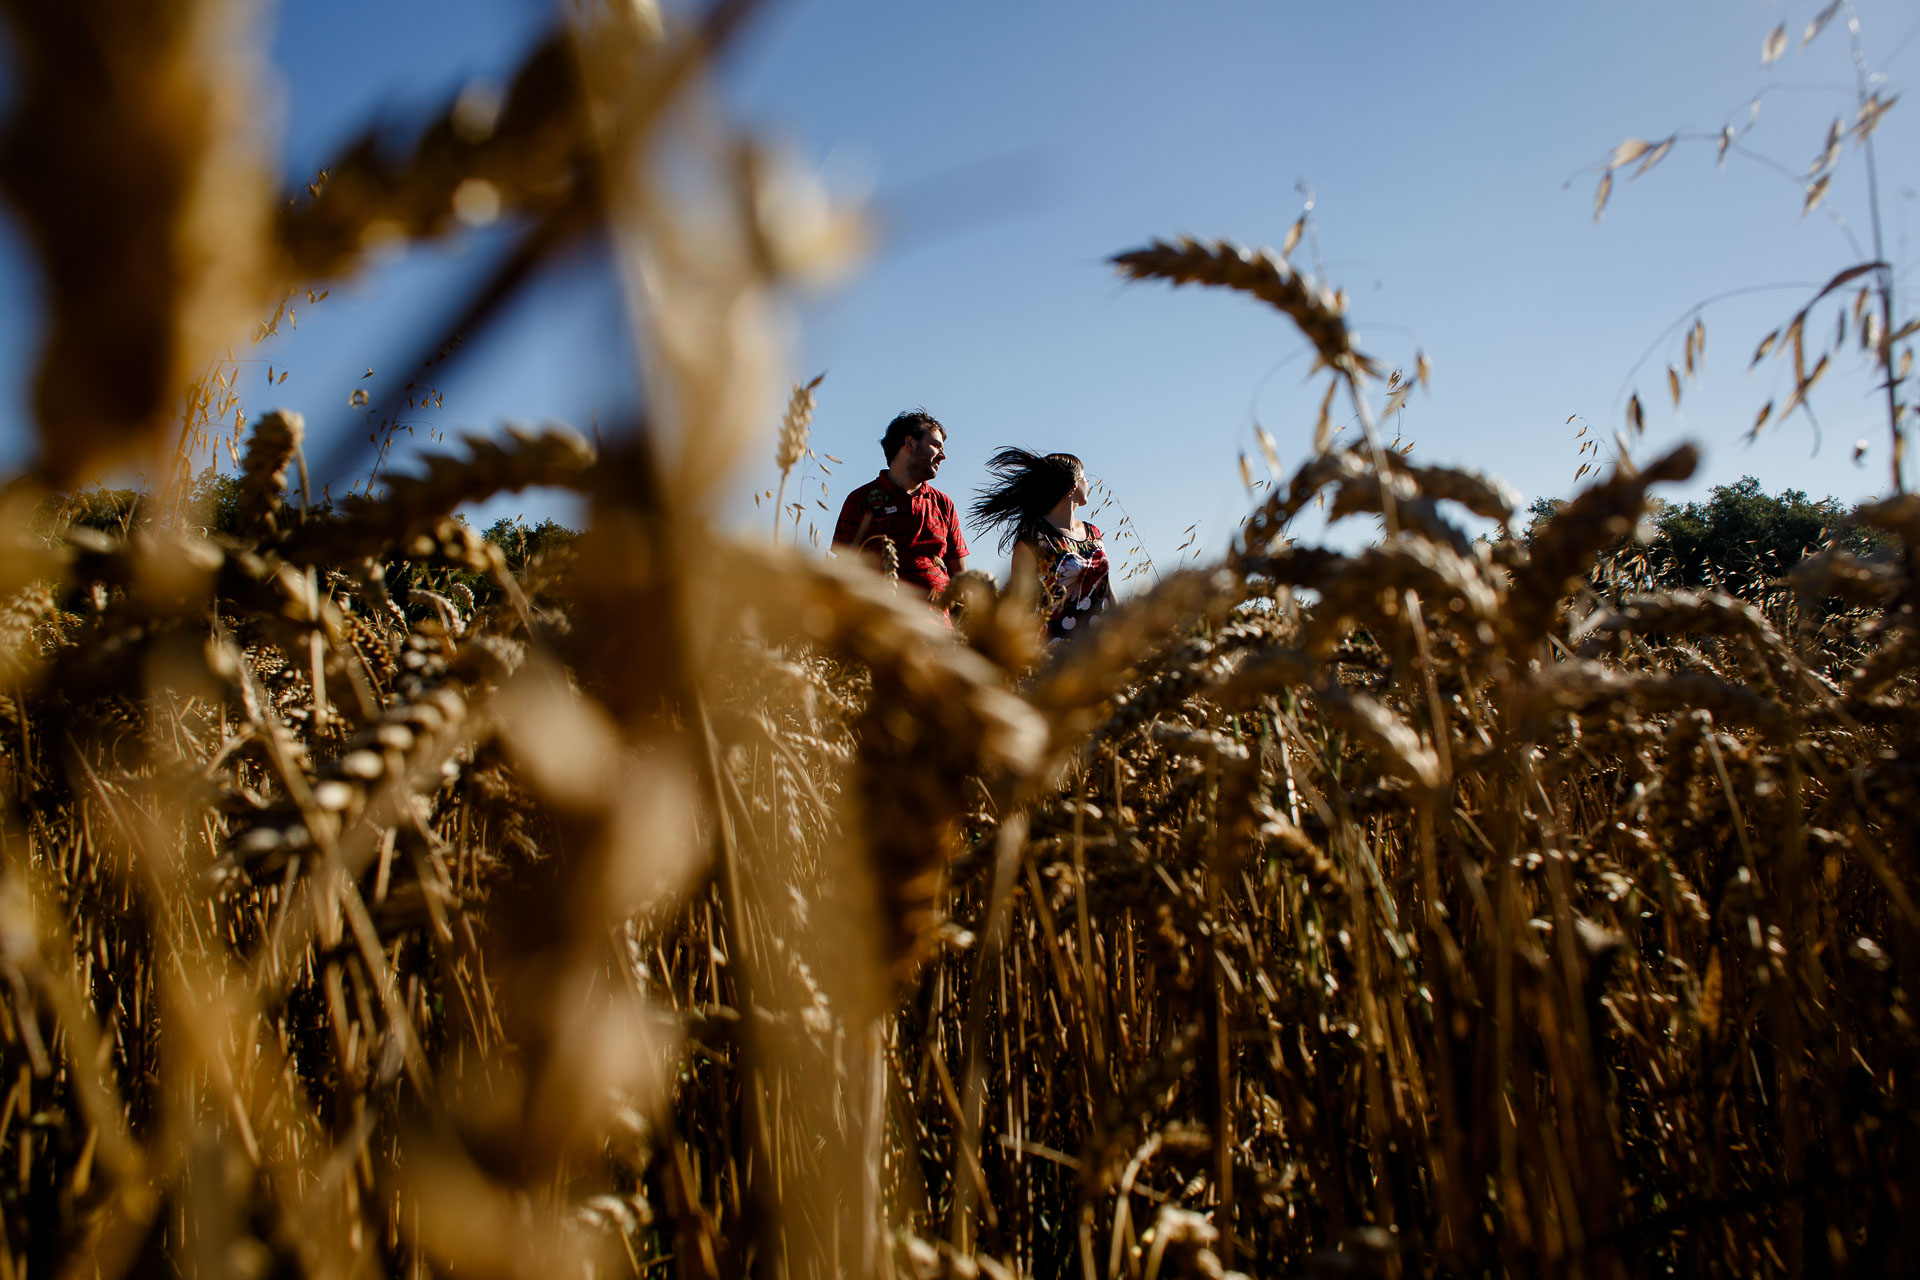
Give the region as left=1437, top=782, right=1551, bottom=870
left=875, top=469, right=929, bottom=497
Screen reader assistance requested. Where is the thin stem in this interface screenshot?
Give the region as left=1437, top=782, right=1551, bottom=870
left=1612, top=280, right=1829, bottom=413
left=1835, top=8, right=1896, bottom=491
left=1346, top=367, right=1400, bottom=539
left=1845, top=3, right=1905, bottom=490
left=1093, top=481, right=1160, bottom=587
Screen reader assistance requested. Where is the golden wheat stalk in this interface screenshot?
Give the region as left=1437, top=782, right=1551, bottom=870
left=286, top=424, right=593, bottom=563
left=0, top=0, right=270, bottom=487
left=234, top=408, right=305, bottom=536
left=277, top=33, right=584, bottom=279
left=772, top=373, right=823, bottom=543
left=1504, top=443, right=1699, bottom=647
left=1111, top=236, right=1380, bottom=379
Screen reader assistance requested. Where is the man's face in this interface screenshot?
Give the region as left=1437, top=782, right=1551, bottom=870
left=903, top=427, right=946, bottom=483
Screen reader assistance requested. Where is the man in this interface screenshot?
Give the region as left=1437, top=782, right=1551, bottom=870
left=831, top=409, right=969, bottom=601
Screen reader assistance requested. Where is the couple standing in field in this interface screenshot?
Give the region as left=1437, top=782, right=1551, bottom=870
left=830, top=409, right=1114, bottom=639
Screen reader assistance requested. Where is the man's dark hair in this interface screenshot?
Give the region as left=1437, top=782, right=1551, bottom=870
left=881, top=410, right=943, bottom=462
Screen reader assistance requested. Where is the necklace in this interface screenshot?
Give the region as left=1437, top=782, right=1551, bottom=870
left=1045, top=522, right=1093, bottom=552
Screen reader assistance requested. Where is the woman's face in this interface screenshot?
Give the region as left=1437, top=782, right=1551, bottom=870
left=1069, top=466, right=1089, bottom=506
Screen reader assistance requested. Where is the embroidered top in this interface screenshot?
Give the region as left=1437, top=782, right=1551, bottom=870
left=831, top=471, right=970, bottom=599
left=1027, top=520, right=1113, bottom=640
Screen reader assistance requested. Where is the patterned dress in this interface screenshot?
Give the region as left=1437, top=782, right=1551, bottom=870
left=1028, top=520, right=1114, bottom=640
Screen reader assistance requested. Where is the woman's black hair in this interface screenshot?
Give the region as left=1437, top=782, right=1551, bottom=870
left=969, top=447, right=1082, bottom=554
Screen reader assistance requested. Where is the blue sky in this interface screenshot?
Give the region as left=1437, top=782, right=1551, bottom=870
left=1, top=1, right=1916, bottom=585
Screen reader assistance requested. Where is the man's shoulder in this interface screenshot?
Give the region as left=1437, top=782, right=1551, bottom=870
left=924, top=484, right=958, bottom=511
left=840, top=476, right=888, bottom=507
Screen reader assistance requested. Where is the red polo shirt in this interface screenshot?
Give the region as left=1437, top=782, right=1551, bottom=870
left=831, top=471, right=970, bottom=599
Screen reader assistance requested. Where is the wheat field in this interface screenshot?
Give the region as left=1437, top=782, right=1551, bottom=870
left=0, top=5, right=1915, bottom=1280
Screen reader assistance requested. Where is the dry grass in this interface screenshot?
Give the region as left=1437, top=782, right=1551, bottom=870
left=0, top=6, right=1917, bottom=1280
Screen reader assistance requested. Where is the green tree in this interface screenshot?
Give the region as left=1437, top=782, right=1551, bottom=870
left=1649, top=477, right=1853, bottom=596
left=1528, top=476, right=1887, bottom=600
left=481, top=516, right=578, bottom=576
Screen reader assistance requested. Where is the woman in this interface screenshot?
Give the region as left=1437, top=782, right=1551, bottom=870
left=970, top=447, right=1115, bottom=640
